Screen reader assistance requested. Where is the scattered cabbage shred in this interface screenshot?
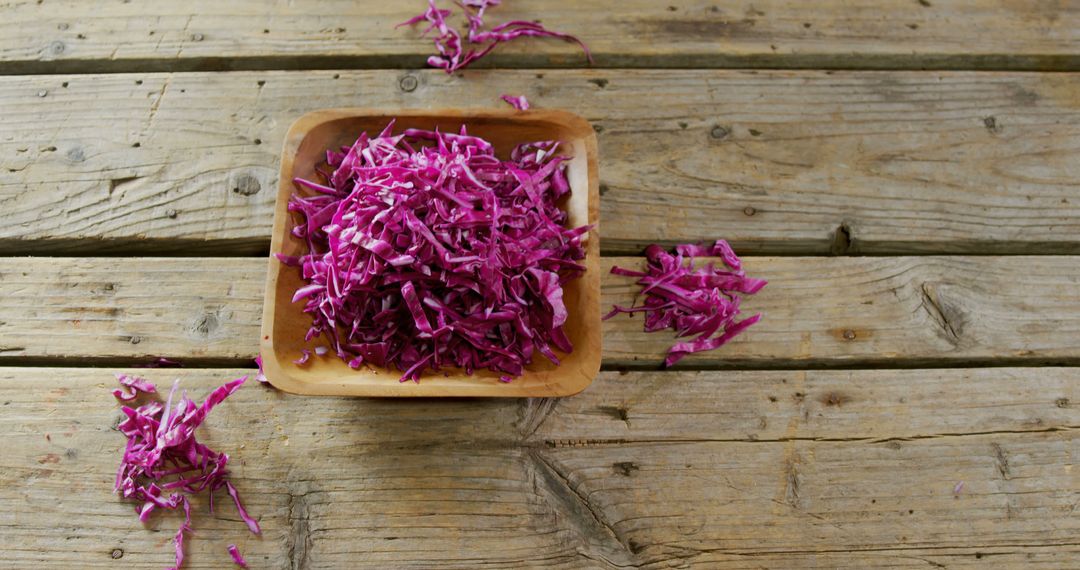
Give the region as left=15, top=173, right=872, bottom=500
left=280, top=120, right=590, bottom=382
left=227, top=544, right=249, bottom=568
left=604, top=241, right=766, bottom=366
left=400, top=0, right=592, bottom=74
left=253, top=354, right=268, bottom=382
left=113, top=374, right=259, bottom=569
left=500, top=94, right=530, bottom=110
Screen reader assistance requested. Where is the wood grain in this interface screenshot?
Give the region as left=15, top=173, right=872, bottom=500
left=534, top=368, right=1079, bottom=443
left=0, top=367, right=1074, bottom=568
left=2, top=256, right=1080, bottom=368
left=3, top=0, right=1080, bottom=73
left=2, top=70, right=1080, bottom=255
left=539, top=435, right=1079, bottom=561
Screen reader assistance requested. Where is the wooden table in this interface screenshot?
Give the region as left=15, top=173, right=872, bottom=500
left=2, top=2, right=1078, bottom=568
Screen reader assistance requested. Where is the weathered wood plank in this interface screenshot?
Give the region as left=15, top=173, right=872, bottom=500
left=538, top=434, right=1079, bottom=562
left=2, top=70, right=1079, bottom=255
left=1, top=368, right=1075, bottom=568
left=641, top=547, right=1080, bottom=569
left=648, top=548, right=1080, bottom=570
left=534, top=368, right=1078, bottom=443
left=3, top=1, right=1080, bottom=73
left=2, top=256, right=1079, bottom=367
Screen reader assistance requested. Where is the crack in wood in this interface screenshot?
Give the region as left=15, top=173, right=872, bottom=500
left=287, top=491, right=312, bottom=570
left=597, top=405, right=631, bottom=428
left=107, top=176, right=140, bottom=195
left=907, top=555, right=948, bottom=568
left=783, top=456, right=802, bottom=508
left=830, top=222, right=854, bottom=255
left=518, top=397, right=560, bottom=440
left=600, top=356, right=1080, bottom=371
left=527, top=449, right=637, bottom=567
left=574, top=550, right=637, bottom=570
left=545, top=438, right=629, bottom=448
left=669, top=541, right=1080, bottom=558
left=145, top=79, right=170, bottom=130
left=920, top=283, right=962, bottom=344
left=540, top=425, right=1077, bottom=448
left=992, top=442, right=1012, bottom=480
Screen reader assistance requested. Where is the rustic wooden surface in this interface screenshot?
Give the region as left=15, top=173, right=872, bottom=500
left=3, top=70, right=1080, bottom=255
left=2, top=0, right=1079, bottom=568
left=2, top=0, right=1080, bottom=73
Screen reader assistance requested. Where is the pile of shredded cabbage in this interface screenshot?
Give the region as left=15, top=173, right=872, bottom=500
left=113, top=374, right=258, bottom=569
left=604, top=241, right=767, bottom=366
left=280, top=120, right=590, bottom=382
left=400, top=0, right=592, bottom=74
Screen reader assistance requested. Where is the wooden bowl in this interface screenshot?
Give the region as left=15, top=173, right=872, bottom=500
left=260, top=108, right=601, bottom=397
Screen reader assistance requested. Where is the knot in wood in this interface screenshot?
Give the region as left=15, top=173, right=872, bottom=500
left=399, top=75, right=419, bottom=92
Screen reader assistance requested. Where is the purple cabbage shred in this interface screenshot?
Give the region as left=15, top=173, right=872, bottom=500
left=227, top=544, right=249, bottom=568
left=400, top=0, right=592, bottom=74
left=604, top=241, right=766, bottom=367
left=293, top=348, right=313, bottom=366
left=113, top=373, right=158, bottom=402
left=281, top=120, right=590, bottom=382
left=500, top=94, right=530, bottom=110
left=254, top=355, right=268, bottom=383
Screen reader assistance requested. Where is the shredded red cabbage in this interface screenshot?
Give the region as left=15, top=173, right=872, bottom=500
left=400, top=0, right=592, bottom=74
left=113, top=374, right=259, bottom=569
left=172, top=496, right=192, bottom=570
left=253, top=355, right=268, bottom=383
left=293, top=348, right=313, bottom=366
left=113, top=373, right=158, bottom=402
left=280, top=120, right=589, bottom=382
left=227, top=544, right=249, bottom=568
left=604, top=241, right=766, bottom=366
left=501, top=94, right=530, bottom=110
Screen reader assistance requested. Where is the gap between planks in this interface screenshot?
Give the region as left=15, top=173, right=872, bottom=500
left=7, top=56, right=1080, bottom=77
left=11, top=239, right=1080, bottom=258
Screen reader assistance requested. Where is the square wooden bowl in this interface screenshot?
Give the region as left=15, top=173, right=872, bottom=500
left=260, top=108, right=601, bottom=397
